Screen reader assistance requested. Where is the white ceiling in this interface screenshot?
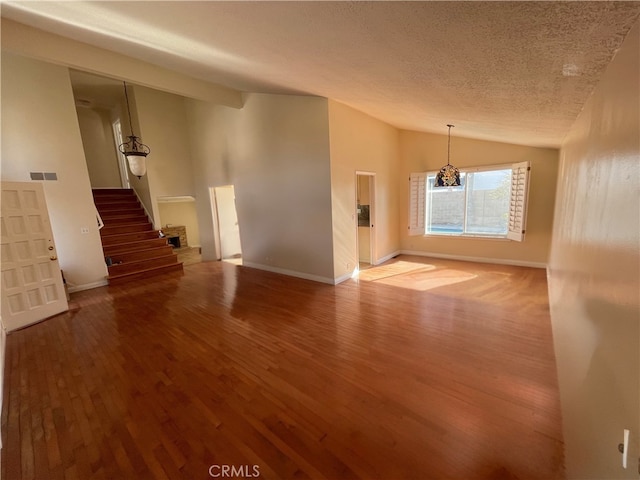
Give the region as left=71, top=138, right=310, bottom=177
left=3, top=1, right=640, bottom=147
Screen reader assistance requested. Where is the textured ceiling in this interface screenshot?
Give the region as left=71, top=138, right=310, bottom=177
left=3, top=1, right=640, bottom=147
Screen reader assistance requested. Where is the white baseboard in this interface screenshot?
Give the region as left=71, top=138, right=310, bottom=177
left=334, top=271, right=355, bottom=285
left=204, top=251, right=545, bottom=288
left=399, top=250, right=547, bottom=269
left=67, top=279, right=109, bottom=293
left=374, top=250, right=401, bottom=266
left=242, top=262, right=336, bottom=285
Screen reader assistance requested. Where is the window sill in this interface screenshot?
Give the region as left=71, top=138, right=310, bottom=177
left=424, top=233, right=510, bottom=241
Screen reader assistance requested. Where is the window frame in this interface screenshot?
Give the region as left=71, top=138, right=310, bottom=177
left=408, top=161, right=531, bottom=241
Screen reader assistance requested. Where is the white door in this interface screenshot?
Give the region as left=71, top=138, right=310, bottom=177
left=212, top=185, right=242, bottom=260
left=1, top=182, right=68, bottom=331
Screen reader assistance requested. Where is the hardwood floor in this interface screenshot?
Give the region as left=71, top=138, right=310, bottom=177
left=1, top=256, right=564, bottom=479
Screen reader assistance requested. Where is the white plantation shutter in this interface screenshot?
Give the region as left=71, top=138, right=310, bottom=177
left=408, top=173, right=426, bottom=236
left=506, top=161, right=531, bottom=242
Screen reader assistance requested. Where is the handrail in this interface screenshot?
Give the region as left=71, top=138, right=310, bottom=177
left=95, top=207, right=104, bottom=230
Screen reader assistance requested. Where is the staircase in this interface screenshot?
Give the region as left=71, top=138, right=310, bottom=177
left=93, top=189, right=183, bottom=285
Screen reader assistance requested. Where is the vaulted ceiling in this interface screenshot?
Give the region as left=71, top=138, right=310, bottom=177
left=3, top=1, right=640, bottom=147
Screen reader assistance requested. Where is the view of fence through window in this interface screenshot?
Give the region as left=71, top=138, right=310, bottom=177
left=426, top=168, right=512, bottom=236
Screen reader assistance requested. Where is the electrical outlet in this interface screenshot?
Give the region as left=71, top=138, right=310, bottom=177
left=81, top=227, right=89, bottom=234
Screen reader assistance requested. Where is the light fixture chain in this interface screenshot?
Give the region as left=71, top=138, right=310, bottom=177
left=123, top=82, right=135, bottom=136
left=447, top=124, right=454, bottom=166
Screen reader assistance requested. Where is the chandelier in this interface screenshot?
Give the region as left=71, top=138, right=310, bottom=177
left=118, top=81, right=150, bottom=179
left=434, top=124, right=460, bottom=187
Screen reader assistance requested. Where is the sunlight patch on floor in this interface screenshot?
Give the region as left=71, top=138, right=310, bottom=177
left=358, top=260, right=436, bottom=281
left=358, top=260, right=477, bottom=291
left=223, top=257, right=243, bottom=266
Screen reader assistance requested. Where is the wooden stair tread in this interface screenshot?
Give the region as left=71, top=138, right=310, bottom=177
left=109, top=254, right=178, bottom=267
left=101, top=215, right=148, bottom=222
left=103, top=238, right=170, bottom=254
left=100, top=231, right=160, bottom=245
left=96, top=203, right=143, bottom=211
left=108, top=255, right=180, bottom=276
left=99, top=211, right=146, bottom=218
left=100, top=215, right=147, bottom=223
left=94, top=196, right=135, bottom=200
left=99, top=207, right=143, bottom=213
left=92, top=188, right=134, bottom=194
left=100, top=223, right=153, bottom=235
left=100, top=222, right=152, bottom=227
left=108, top=245, right=174, bottom=260
left=107, top=263, right=184, bottom=285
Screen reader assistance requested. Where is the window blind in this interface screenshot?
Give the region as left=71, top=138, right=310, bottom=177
left=408, top=173, right=426, bottom=236
left=506, top=161, right=531, bottom=242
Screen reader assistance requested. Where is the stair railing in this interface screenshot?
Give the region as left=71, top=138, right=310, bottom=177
left=95, top=206, right=104, bottom=230
left=131, top=188, right=158, bottom=231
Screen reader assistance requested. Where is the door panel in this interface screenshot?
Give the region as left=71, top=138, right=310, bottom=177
left=1, top=182, right=68, bottom=331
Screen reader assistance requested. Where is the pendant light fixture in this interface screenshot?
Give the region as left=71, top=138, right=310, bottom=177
left=434, top=124, right=461, bottom=187
left=118, top=81, right=150, bottom=179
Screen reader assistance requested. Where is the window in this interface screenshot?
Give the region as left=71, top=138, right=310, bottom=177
left=409, top=161, right=530, bottom=241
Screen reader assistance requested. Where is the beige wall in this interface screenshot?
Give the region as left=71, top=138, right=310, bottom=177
left=186, top=94, right=336, bottom=282
left=158, top=200, right=201, bottom=247
left=1, top=52, right=108, bottom=290
left=76, top=106, right=122, bottom=188
left=548, top=20, right=640, bottom=480
left=135, top=86, right=196, bottom=227
left=399, top=130, right=558, bottom=267
left=136, top=86, right=196, bottom=198
left=232, top=94, right=334, bottom=282
left=184, top=99, right=239, bottom=261
left=328, top=100, right=400, bottom=281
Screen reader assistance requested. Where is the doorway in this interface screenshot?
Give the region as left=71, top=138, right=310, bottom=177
left=210, top=185, right=242, bottom=264
left=112, top=119, right=130, bottom=188
left=356, top=172, right=376, bottom=270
